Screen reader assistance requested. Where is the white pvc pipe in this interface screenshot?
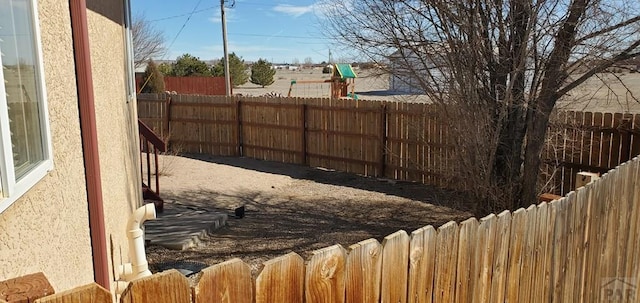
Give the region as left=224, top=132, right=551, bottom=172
left=120, top=203, right=156, bottom=281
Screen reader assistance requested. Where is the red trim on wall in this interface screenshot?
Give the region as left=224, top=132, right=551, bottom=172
left=69, top=0, right=110, bottom=290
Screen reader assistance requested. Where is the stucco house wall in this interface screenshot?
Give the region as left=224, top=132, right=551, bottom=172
left=0, top=0, right=141, bottom=292
left=86, top=0, right=142, bottom=286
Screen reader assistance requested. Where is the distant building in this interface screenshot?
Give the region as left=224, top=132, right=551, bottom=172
left=388, top=48, right=446, bottom=94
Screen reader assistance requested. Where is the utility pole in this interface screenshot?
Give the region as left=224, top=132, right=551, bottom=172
left=221, top=0, right=231, bottom=96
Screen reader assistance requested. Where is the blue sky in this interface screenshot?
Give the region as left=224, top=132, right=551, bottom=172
left=131, top=0, right=342, bottom=64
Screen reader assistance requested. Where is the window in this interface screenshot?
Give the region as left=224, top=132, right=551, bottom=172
left=0, top=0, right=53, bottom=213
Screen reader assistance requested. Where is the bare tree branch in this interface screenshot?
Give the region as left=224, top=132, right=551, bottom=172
left=322, top=0, right=640, bottom=212
left=132, top=15, right=166, bottom=68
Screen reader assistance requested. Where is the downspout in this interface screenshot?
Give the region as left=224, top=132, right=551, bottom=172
left=118, top=203, right=156, bottom=282
left=69, top=0, right=110, bottom=290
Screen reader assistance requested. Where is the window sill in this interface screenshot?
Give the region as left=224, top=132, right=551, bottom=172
left=0, top=160, right=53, bottom=214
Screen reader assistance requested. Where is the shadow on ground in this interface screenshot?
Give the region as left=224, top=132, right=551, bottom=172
left=180, top=153, right=474, bottom=212
left=146, top=160, right=474, bottom=275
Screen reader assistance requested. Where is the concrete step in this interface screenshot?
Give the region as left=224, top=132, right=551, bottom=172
left=144, top=201, right=228, bottom=250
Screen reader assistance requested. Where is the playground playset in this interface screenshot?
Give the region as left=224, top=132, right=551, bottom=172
left=287, top=63, right=358, bottom=99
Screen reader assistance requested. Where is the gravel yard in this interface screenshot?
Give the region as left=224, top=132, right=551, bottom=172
left=145, top=154, right=474, bottom=275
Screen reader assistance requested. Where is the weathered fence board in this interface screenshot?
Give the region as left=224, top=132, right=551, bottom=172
left=473, top=214, right=496, bottom=302
left=408, top=226, right=436, bottom=303
left=194, top=258, right=252, bottom=303
left=505, top=208, right=527, bottom=302
left=35, top=283, right=110, bottom=303
left=120, top=270, right=191, bottom=303
left=531, top=202, right=551, bottom=302
left=380, top=231, right=410, bottom=303
left=255, top=253, right=304, bottom=303
left=345, top=239, right=382, bottom=303
left=455, top=218, right=478, bottom=303
left=305, top=245, right=347, bottom=303
left=518, top=205, right=537, bottom=302
left=434, top=221, right=459, bottom=302
left=550, top=198, right=570, bottom=301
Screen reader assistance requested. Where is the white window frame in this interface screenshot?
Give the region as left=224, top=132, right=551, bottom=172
left=0, top=0, right=53, bottom=213
left=123, top=0, right=136, bottom=103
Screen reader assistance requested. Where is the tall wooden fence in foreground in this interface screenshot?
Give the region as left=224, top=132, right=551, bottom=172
left=37, top=156, right=640, bottom=302
left=137, top=94, right=640, bottom=195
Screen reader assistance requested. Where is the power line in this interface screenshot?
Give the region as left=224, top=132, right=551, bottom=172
left=149, top=6, right=216, bottom=22
left=148, top=1, right=278, bottom=23
left=163, top=0, right=204, bottom=58
left=227, top=32, right=331, bottom=40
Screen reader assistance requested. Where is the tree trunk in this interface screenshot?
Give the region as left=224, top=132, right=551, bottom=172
left=521, top=104, right=553, bottom=206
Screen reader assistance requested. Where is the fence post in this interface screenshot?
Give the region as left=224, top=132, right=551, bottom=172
left=236, top=99, right=243, bottom=156
left=164, top=96, right=172, bottom=148
left=301, top=104, right=308, bottom=165
left=379, top=104, right=387, bottom=177
left=619, top=114, right=632, bottom=162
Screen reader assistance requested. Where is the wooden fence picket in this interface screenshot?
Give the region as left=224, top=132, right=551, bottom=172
left=408, top=226, right=437, bottom=303
left=34, top=284, right=110, bottom=303
left=627, top=159, right=640, bottom=301
left=345, top=239, right=382, bottom=303
left=519, top=205, right=538, bottom=302
left=433, top=221, right=459, bottom=303
left=550, top=197, right=570, bottom=301
left=120, top=270, right=191, bottom=303
left=380, top=231, right=410, bottom=303
left=194, top=258, right=252, bottom=303
left=305, top=245, right=347, bottom=303
left=505, top=208, right=527, bottom=303
left=530, top=202, right=550, bottom=302
left=473, top=214, right=497, bottom=302
left=255, top=253, right=304, bottom=303
left=489, top=211, right=511, bottom=303
left=454, top=218, right=478, bottom=303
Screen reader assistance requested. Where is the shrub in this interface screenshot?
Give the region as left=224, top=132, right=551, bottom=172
left=141, top=59, right=165, bottom=93
left=250, top=59, right=276, bottom=87
left=212, top=53, right=249, bottom=87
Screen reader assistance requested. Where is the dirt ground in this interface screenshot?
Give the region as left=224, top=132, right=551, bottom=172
left=145, top=154, right=474, bottom=275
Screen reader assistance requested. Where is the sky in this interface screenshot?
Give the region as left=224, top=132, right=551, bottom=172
left=131, top=0, right=345, bottom=64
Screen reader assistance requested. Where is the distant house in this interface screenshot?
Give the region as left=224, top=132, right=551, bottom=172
left=1, top=0, right=144, bottom=296
left=388, top=48, right=446, bottom=94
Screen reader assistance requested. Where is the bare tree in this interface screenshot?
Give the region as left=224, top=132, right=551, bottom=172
left=132, top=15, right=166, bottom=68
left=324, top=0, right=640, bottom=212
left=304, top=57, right=313, bottom=67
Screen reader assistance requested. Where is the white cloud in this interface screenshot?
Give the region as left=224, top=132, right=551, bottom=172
left=273, top=1, right=342, bottom=18
left=273, top=4, right=314, bottom=17
left=209, top=7, right=237, bottom=23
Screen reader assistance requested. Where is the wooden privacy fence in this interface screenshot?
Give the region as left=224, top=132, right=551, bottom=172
left=544, top=110, right=640, bottom=195
left=137, top=94, right=640, bottom=195
left=39, top=156, right=640, bottom=302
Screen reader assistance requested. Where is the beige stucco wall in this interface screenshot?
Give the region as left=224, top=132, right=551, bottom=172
left=86, top=0, right=143, bottom=285
left=0, top=0, right=141, bottom=293
left=0, top=0, right=94, bottom=291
